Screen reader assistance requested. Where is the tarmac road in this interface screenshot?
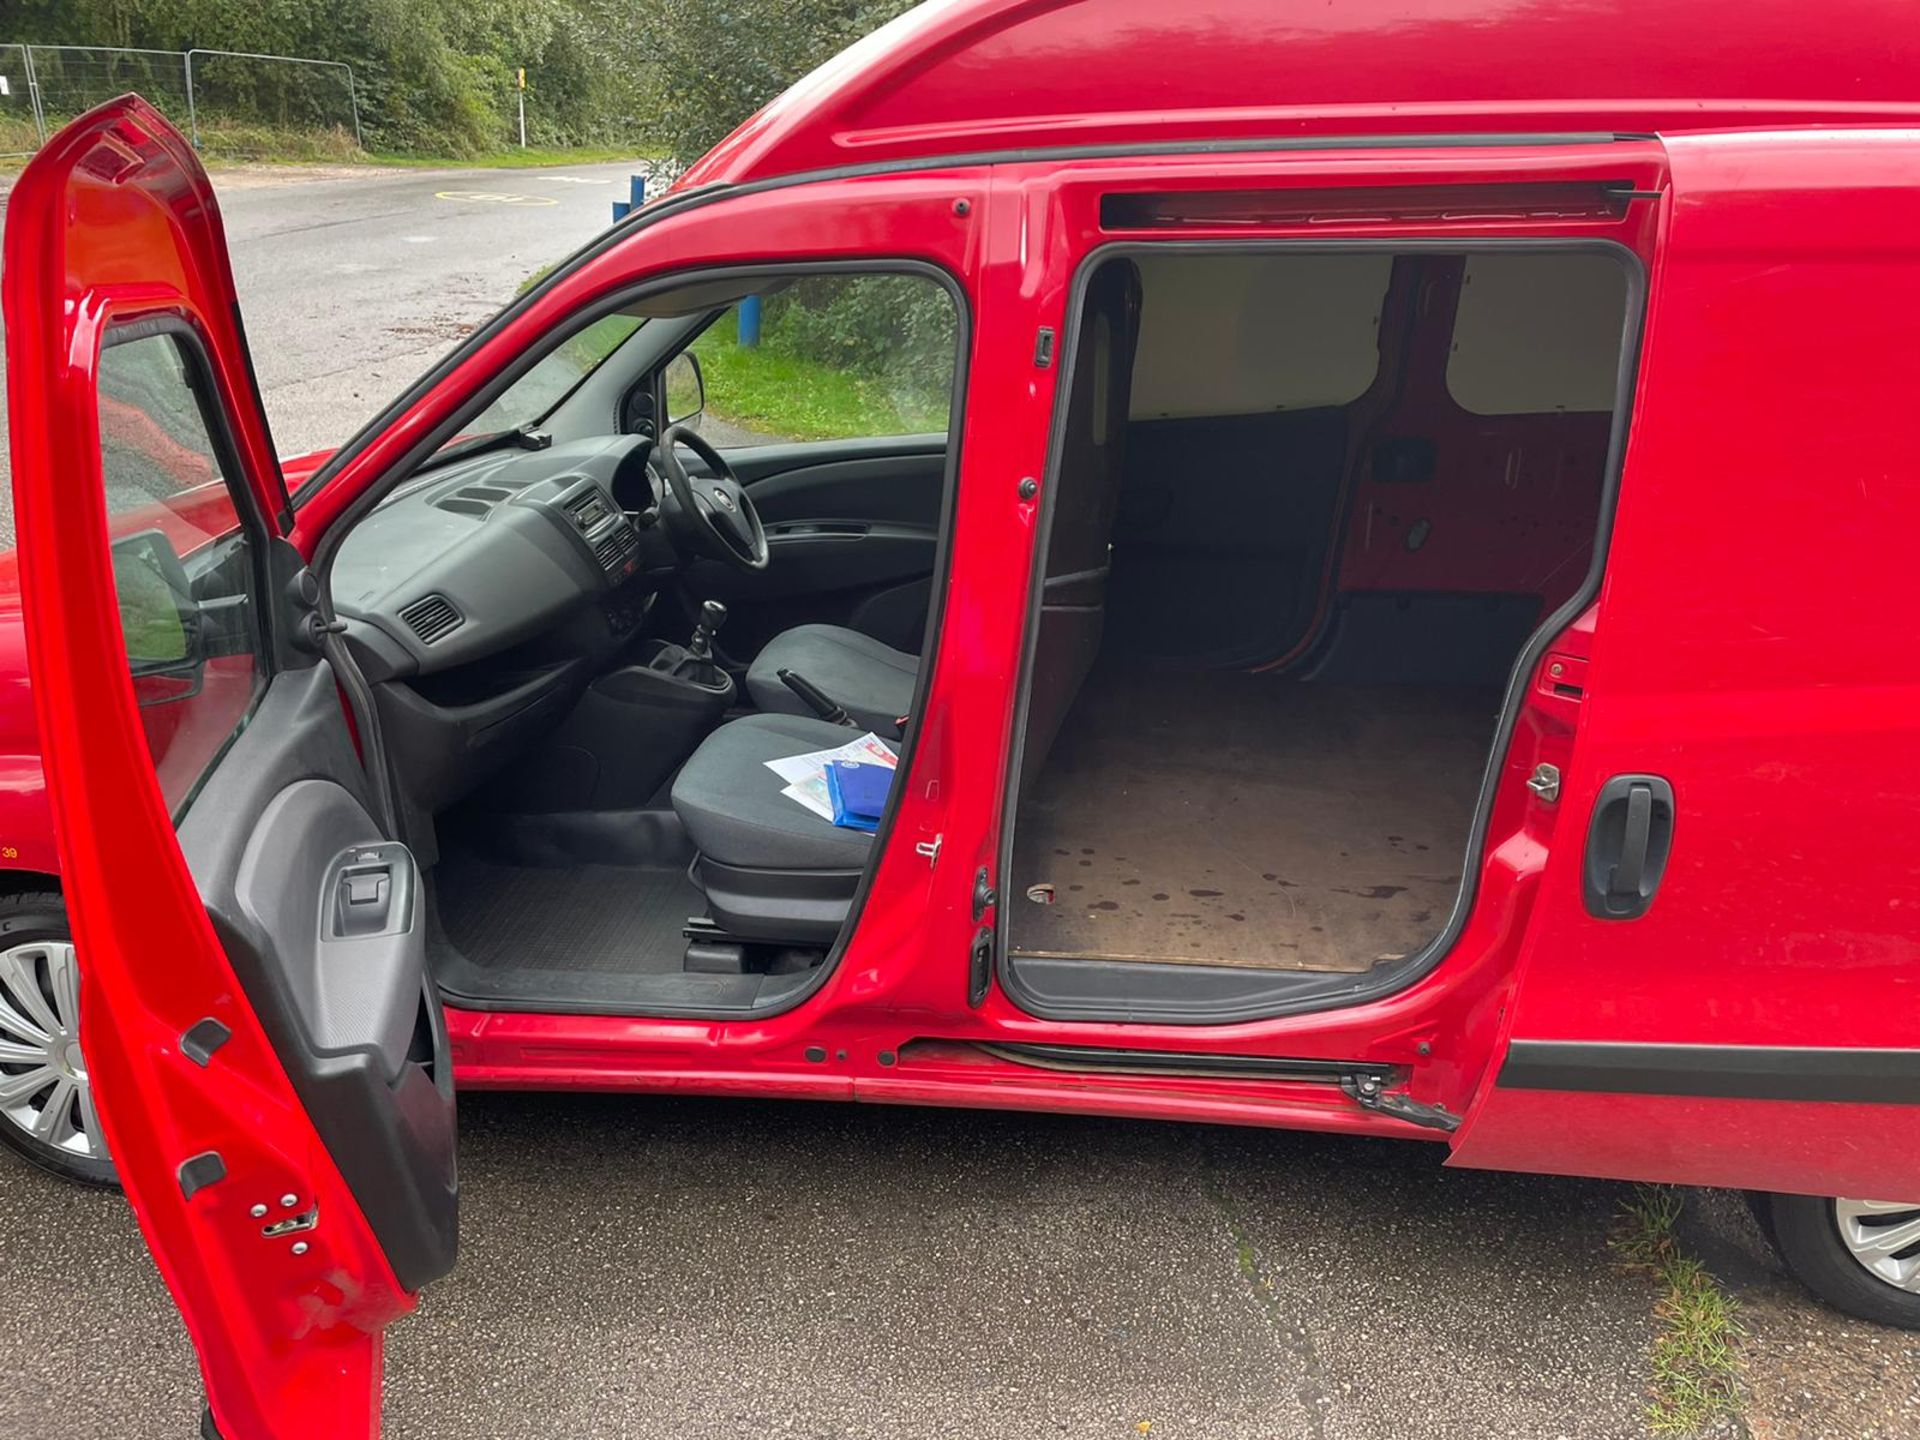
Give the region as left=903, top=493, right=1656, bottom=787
left=2, top=1091, right=1915, bottom=1439
left=0, top=161, right=1916, bottom=1439
left=0, top=157, right=645, bottom=543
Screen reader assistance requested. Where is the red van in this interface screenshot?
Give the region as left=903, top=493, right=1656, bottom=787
left=8, top=1, right=1920, bottom=1433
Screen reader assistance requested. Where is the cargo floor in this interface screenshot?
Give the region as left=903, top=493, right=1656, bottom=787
left=1008, top=670, right=1502, bottom=972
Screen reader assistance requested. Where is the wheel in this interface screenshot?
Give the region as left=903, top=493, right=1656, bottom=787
left=1759, top=1191, right=1920, bottom=1329
left=0, top=891, right=117, bottom=1186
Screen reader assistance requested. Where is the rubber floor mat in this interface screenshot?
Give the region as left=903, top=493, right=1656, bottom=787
left=434, top=856, right=700, bottom=976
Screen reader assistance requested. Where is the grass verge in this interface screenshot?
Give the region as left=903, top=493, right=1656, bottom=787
left=1612, top=1184, right=1746, bottom=1434
left=694, top=331, right=949, bottom=443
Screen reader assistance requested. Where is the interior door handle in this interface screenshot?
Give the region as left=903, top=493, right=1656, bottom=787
left=1583, top=774, right=1675, bottom=920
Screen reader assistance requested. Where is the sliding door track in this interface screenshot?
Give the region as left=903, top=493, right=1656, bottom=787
left=976, top=1042, right=1459, bottom=1131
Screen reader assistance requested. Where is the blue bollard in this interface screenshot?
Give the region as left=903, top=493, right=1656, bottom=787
left=611, top=173, right=647, bottom=224
left=738, top=294, right=762, bottom=348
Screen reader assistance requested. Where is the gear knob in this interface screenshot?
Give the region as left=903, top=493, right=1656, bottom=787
left=689, top=600, right=728, bottom=660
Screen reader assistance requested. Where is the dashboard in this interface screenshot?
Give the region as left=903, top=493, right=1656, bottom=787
left=330, top=433, right=684, bottom=825
left=332, top=434, right=666, bottom=683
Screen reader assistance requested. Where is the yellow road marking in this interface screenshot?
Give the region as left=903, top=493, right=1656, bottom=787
left=433, top=190, right=560, bottom=207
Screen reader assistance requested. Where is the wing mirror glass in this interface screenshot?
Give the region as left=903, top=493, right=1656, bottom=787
left=665, top=351, right=705, bottom=429
left=111, top=528, right=207, bottom=705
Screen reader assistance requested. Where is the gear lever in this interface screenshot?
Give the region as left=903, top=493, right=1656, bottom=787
left=688, top=600, right=728, bottom=661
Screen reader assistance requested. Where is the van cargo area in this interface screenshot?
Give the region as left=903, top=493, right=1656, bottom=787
left=1006, top=246, right=1631, bottom=987
left=1010, top=672, right=1496, bottom=970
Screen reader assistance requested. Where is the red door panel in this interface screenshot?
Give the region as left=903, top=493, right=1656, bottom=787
left=1450, top=130, right=1920, bottom=1197
left=4, top=99, right=421, bottom=1439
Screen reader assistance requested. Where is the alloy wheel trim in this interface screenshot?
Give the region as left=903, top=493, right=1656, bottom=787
left=0, top=940, right=105, bottom=1160
left=1834, top=1198, right=1920, bottom=1293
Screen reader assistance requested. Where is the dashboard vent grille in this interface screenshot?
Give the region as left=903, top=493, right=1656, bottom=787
left=434, top=478, right=532, bottom=519
left=399, top=593, right=462, bottom=645
left=593, top=522, right=637, bottom=572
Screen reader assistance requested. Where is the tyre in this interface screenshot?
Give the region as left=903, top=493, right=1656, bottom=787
left=0, top=891, right=117, bottom=1187
left=1759, top=1191, right=1920, bottom=1329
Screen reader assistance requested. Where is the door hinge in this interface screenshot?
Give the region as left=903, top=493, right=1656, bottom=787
left=1526, top=762, right=1561, bottom=804
left=914, top=835, right=942, bottom=868
left=1340, top=1073, right=1461, bottom=1133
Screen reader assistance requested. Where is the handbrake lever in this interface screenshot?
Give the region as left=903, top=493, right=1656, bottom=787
left=777, top=668, right=856, bottom=727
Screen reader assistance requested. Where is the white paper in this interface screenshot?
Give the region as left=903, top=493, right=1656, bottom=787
left=766, top=732, right=898, bottom=820
left=779, top=780, right=835, bottom=821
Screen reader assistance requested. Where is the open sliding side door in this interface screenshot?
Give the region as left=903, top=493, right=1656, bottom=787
left=4, top=98, right=454, bottom=1439
left=1451, top=131, right=1920, bottom=1200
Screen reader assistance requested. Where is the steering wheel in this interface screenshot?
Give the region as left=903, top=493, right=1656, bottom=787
left=654, top=423, right=770, bottom=572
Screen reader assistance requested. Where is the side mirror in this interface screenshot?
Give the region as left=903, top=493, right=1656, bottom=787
left=664, top=350, right=705, bottom=430
left=111, top=528, right=207, bottom=706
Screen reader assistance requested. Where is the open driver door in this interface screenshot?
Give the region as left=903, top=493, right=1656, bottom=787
left=3, top=98, right=455, bottom=1439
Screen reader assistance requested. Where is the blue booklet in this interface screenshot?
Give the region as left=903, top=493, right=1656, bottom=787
left=825, top=760, right=892, bottom=832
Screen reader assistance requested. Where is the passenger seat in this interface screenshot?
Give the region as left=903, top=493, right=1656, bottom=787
left=670, top=713, right=877, bottom=944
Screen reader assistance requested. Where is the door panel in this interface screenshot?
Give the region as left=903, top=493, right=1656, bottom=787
left=685, top=435, right=947, bottom=654
left=181, top=665, right=456, bottom=1292
left=1451, top=132, right=1920, bottom=1199
left=4, top=97, right=448, bottom=1439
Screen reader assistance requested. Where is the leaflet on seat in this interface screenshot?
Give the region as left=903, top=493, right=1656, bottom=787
left=765, top=732, right=898, bottom=822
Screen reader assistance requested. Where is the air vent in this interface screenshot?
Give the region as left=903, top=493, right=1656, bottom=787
left=593, top=523, right=638, bottom=572
left=433, top=478, right=533, bottom=519
left=399, top=593, right=462, bottom=645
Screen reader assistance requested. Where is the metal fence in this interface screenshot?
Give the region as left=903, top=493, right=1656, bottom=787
left=0, top=44, right=361, bottom=159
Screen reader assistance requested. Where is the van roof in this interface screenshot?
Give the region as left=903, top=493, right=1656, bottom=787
left=680, top=0, right=1920, bottom=189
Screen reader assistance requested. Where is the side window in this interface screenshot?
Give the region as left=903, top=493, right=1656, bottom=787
left=97, top=330, right=266, bottom=815
left=1128, top=252, right=1390, bottom=419
left=1445, top=252, right=1629, bottom=415
left=679, top=273, right=957, bottom=447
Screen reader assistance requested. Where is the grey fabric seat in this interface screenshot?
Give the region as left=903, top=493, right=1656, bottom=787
left=672, top=713, right=876, bottom=871
left=745, top=624, right=918, bottom=736
left=671, top=713, right=879, bottom=943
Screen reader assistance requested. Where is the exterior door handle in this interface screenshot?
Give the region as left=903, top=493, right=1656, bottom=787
left=1583, top=774, right=1674, bottom=920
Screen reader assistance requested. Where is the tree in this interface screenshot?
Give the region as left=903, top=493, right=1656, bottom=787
left=641, top=0, right=919, bottom=169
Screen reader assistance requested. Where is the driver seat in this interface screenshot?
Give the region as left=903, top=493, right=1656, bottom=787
left=745, top=625, right=918, bottom=738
